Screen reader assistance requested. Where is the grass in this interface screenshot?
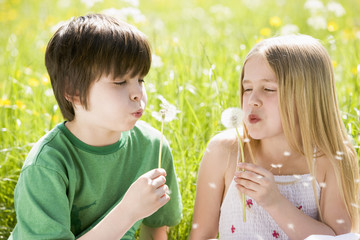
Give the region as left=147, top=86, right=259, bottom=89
left=1, top=0, right=359, bottom=239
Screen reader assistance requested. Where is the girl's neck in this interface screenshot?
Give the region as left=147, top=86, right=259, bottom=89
left=255, top=137, right=308, bottom=175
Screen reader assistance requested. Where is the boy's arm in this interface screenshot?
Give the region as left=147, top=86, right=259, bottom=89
left=139, top=224, right=168, bottom=240
left=78, top=169, right=170, bottom=240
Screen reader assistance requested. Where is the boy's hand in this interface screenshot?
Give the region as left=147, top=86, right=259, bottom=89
left=122, top=168, right=170, bottom=222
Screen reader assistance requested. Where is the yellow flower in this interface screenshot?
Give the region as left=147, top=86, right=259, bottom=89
left=327, top=21, right=338, bottom=32
left=342, top=29, right=355, bottom=41
left=42, top=75, right=50, bottom=85
left=16, top=100, right=26, bottom=109
left=0, top=98, right=11, bottom=107
left=270, top=16, right=282, bottom=27
left=28, top=78, right=40, bottom=87
left=260, top=27, right=271, bottom=37
left=332, top=61, right=338, bottom=68
left=351, top=67, right=357, bottom=75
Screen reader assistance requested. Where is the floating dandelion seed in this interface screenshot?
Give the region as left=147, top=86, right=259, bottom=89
left=151, top=95, right=180, bottom=169
left=270, top=164, right=283, bottom=168
left=287, top=223, right=294, bottom=230
left=336, top=219, right=345, bottom=224
left=209, top=182, right=217, bottom=189
left=221, top=107, right=247, bottom=222
left=283, top=151, right=291, bottom=156
left=192, top=223, right=199, bottom=229
left=319, top=182, right=327, bottom=188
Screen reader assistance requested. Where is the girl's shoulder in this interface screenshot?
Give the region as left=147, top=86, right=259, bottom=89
left=208, top=129, right=238, bottom=150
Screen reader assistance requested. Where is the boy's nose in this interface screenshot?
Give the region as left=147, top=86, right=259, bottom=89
left=130, top=85, right=143, bottom=102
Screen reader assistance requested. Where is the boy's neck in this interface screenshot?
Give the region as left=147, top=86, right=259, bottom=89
left=65, top=120, right=122, bottom=147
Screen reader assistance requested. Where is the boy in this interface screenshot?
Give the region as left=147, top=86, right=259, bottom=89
left=9, top=13, right=182, bottom=239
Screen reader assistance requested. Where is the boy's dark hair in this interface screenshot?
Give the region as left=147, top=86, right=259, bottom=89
left=45, top=13, right=152, bottom=121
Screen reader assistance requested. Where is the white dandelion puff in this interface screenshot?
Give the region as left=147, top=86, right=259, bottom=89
left=221, top=107, right=243, bottom=129
left=151, top=95, right=180, bottom=123
left=152, top=54, right=164, bottom=68
left=307, top=16, right=327, bottom=30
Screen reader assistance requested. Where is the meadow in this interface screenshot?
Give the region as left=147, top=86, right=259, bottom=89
left=0, top=0, right=359, bottom=239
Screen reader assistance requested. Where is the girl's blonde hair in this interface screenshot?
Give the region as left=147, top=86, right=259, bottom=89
left=240, top=35, right=359, bottom=231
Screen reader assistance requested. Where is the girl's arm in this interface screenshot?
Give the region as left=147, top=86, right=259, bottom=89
left=189, top=134, right=233, bottom=240
left=139, top=225, right=168, bottom=240
left=235, top=162, right=351, bottom=240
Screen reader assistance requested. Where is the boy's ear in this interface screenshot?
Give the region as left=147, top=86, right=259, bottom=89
left=65, top=93, right=81, bottom=105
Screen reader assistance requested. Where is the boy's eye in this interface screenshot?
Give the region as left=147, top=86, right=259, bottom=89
left=114, top=81, right=126, bottom=85
left=139, top=79, right=145, bottom=83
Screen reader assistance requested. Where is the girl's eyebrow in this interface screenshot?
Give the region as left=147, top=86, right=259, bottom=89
left=242, top=78, right=277, bottom=84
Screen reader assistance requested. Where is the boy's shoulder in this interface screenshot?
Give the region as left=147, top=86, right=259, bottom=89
left=131, top=120, right=162, bottom=140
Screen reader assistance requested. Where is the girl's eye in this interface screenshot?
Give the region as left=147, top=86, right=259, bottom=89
left=243, top=88, right=252, bottom=92
left=265, top=88, right=276, bottom=92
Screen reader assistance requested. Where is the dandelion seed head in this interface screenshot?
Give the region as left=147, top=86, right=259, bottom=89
left=327, top=1, right=346, bottom=17
left=151, top=95, right=180, bottom=122
left=280, top=24, right=299, bottom=35
left=221, top=107, right=243, bottom=129
left=307, top=16, right=327, bottom=30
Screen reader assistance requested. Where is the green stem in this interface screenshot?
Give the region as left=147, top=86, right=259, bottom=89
left=235, top=127, right=246, bottom=222
left=158, top=118, right=165, bottom=169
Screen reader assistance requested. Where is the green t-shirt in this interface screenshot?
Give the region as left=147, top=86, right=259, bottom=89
left=9, top=121, right=182, bottom=239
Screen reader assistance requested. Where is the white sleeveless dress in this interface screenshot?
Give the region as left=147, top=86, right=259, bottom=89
left=219, top=174, right=320, bottom=239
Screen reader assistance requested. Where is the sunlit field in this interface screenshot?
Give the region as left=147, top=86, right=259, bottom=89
left=1, top=0, right=359, bottom=238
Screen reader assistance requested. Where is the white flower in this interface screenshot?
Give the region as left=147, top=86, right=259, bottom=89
left=152, top=54, right=163, bottom=68
left=304, top=0, right=325, bottom=14
left=209, top=4, right=233, bottom=20
left=102, top=7, right=146, bottom=24
left=327, top=1, right=346, bottom=17
left=80, top=0, right=103, bottom=8
left=221, top=107, right=243, bottom=129
left=151, top=95, right=180, bottom=122
left=280, top=24, right=300, bottom=35
left=307, top=16, right=327, bottom=30
left=121, top=0, right=139, bottom=7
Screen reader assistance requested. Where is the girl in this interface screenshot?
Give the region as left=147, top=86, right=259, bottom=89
left=190, top=35, right=359, bottom=239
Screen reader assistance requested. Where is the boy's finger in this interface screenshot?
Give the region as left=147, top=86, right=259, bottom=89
left=144, top=168, right=167, bottom=179
left=151, top=175, right=166, bottom=188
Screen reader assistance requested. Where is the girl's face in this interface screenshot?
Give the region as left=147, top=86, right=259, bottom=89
left=242, top=54, right=283, bottom=140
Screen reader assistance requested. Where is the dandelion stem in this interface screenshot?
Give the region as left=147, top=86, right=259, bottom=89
left=235, top=127, right=246, bottom=222
left=158, top=112, right=165, bottom=169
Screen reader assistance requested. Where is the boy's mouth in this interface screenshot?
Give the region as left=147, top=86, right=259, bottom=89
left=132, top=109, right=143, bottom=118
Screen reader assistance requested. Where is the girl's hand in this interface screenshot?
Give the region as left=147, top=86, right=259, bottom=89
left=122, top=168, right=170, bottom=222
left=234, top=162, right=284, bottom=210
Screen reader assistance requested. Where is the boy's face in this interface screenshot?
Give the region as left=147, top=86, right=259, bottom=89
left=74, top=73, right=147, bottom=135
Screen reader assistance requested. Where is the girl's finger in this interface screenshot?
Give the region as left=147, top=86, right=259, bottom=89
left=234, top=170, right=264, bottom=185
left=237, top=162, right=272, bottom=178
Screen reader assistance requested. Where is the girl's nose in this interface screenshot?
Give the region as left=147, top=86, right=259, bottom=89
left=248, top=92, right=262, bottom=107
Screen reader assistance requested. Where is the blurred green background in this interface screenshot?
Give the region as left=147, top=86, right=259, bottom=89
left=1, top=0, right=359, bottom=238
